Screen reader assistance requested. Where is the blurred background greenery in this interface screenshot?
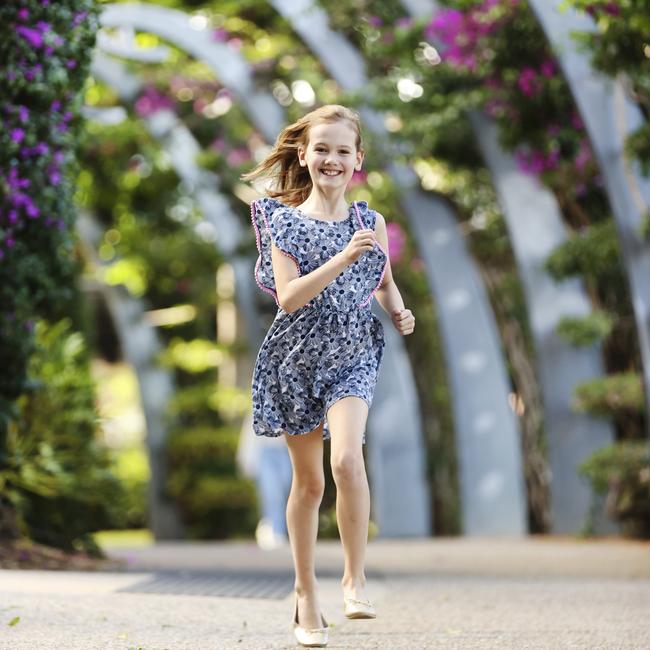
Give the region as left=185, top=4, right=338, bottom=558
left=1, top=0, right=648, bottom=564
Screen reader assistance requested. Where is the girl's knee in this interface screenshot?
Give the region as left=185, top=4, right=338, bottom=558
left=293, top=474, right=325, bottom=504
left=331, top=452, right=365, bottom=484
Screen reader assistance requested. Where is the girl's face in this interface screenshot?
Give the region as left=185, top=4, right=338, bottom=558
left=297, top=120, right=364, bottom=191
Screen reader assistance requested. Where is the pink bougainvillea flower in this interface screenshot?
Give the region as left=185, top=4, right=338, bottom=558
left=517, top=67, right=542, bottom=97
left=540, top=59, right=556, bottom=78
left=134, top=86, right=174, bottom=117
left=347, top=170, right=367, bottom=188
left=211, top=27, right=229, bottom=42
left=226, top=147, right=252, bottom=166
left=386, top=222, right=406, bottom=264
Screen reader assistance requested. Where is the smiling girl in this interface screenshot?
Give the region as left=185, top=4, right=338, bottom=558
left=242, top=104, right=414, bottom=647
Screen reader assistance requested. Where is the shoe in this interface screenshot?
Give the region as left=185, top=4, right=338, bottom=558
left=293, top=593, right=329, bottom=647
left=343, top=595, right=376, bottom=619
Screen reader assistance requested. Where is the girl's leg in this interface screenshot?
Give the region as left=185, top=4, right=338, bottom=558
left=327, top=396, right=371, bottom=602
left=284, top=423, right=326, bottom=629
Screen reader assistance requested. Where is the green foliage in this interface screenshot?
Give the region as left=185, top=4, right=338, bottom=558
left=0, top=1, right=99, bottom=412
left=544, top=220, right=623, bottom=285
left=642, top=210, right=650, bottom=241
left=572, top=371, right=645, bottom=418
left=166, top=425, right=258, bottom=538
left=564, top=0, right=650, bottom=174
left=556, top=310, right=615, bottom=346
left=2, top=319, right=126, bottom=553
left=578, top=440, right=650, bottom=538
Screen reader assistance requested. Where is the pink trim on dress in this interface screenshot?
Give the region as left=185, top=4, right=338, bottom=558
left=250, top=199, right=309, bottom=309
left=353, top=202, right=389, bottom=308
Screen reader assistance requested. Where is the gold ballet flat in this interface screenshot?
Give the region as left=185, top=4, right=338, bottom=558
left=343, top=596, right=376, bottom=619
left=293, top=594, right=329, bottom=647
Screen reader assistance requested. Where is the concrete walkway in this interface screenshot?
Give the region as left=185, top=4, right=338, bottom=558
left=1, top=536, right=649, bottom=649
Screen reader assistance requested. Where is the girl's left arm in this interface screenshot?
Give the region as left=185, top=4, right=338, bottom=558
left=372, top=212, right=415, bottom=336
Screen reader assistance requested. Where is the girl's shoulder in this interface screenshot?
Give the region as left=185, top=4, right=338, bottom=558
left=251, top=196, right=296, bottom=225
left=354, top=200, right=380, bottom=229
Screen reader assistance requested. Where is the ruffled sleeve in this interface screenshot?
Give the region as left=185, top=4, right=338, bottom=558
left=250, top=197, right=301, bottom=307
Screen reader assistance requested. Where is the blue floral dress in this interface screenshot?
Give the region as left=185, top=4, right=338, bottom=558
left=250, top=197, right=388, bottom=444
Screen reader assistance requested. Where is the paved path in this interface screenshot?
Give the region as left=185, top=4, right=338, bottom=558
left=1, top=536, right=649, bottom=649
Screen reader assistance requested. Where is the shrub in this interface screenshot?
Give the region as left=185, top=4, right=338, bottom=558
left=166, top=425, right=258, bottom=539
left=556, top=310, right=615, bottom=346
left=2, top=319, right=126, bottom=554
left=572, top=372, right=645, bottom=418
left=579, top=441, right=650, bottom=538
left=0, top=0, right=99, bottom=427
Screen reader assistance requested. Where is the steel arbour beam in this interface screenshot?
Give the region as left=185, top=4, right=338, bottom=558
left=100, top=3, right=285, bottom=142
left=406, top=0, right=618, bottom=533
left=470, top=112, right=618, bottom=534
left=96, top=5, right=431, bottom=536
left=527, top=0, right=650, bottom=435
left=76, top=212, right=185, bottom=539
left=271, top=0, right=527, bottom=535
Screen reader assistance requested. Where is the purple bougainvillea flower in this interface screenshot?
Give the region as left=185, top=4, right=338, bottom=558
left=26, top=202, right=40, bottom=219
left=35, top=21, right=51, bottom=33
left=5, top=238, right=15, bottom=249
left=8, top=211, right=18, bottom=224
left=53, top=150, right=65, bottom=164
left=18, top=8, right=29, bottom=20
left=367, top=15, right=383, bottom=28
left=73, top=11, right=88, bottom=27
left=34, top=142, right=49, bottom=155
left=48, top=169, right=61, bottom=185
left=51, top=100, right=61, bottom=112
left=66, top=60, right=77, bottom=69
left=10, top=128, right=25, bottom=143
left=16, top=26, right=43, bottom=48
left=396, top=17, right=413, bottom=29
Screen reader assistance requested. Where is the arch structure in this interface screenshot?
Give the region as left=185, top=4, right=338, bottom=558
left=95, top=4, right=429, bottom=537
left=406, top=0, right=617, bottom=534
left=270, top=0, right=526, bottom=535
left=528, top=0, right=650, bottom=435
left=76, top=211, right=184, bottom=539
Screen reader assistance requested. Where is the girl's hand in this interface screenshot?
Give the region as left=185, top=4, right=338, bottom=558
left=391, top=307, right=415, bottom=335
left=341, top=228, right=376, bottom=265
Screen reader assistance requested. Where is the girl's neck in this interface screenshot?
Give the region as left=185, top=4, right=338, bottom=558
left=297, top=190, right=350, bottom=220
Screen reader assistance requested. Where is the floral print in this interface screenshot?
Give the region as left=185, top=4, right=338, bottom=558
left=250, top=197, right=388, bottom=443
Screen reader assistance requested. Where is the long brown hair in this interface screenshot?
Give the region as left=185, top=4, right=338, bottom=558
left=241, top=104, right=364, bottom=206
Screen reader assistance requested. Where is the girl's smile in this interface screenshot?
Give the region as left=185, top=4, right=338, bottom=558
left=298, top=121, right=364, bottom=191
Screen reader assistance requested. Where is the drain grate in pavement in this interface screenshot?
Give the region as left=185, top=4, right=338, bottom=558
left=117, top=569, right=384, bottom=600
left=118, top=570, right=295, bottom=600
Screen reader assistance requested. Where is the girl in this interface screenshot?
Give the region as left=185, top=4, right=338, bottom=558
left=242, top=104, right=415, bottom=647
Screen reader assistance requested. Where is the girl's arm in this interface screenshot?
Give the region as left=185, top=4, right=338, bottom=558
left=373, top=213, right=415, bottom=335
left=271, top=243, right=350, bottom=313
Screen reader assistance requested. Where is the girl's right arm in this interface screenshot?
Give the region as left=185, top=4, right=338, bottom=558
left=272, top=229, right=376, bottom=313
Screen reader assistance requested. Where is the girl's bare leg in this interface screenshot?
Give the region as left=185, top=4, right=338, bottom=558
left=327, top=396, right=371, bottom=602
left=284, top=423, right=326, bottom=629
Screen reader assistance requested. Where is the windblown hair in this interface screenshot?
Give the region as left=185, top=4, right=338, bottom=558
left=241, top=104, right=364, bottom=206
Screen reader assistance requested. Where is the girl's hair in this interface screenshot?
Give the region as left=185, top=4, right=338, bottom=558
left=241, top=104, right=364, bottom=206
